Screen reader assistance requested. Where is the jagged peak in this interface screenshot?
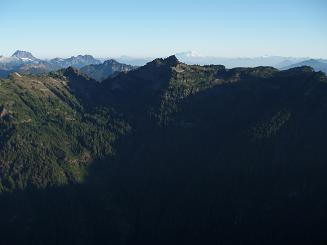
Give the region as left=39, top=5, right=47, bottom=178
left=62, top=66, right=97, bottom=82
left=103, top=59, right=120, bottom=65
left=164, top=55, right=179, bottom=65
left=12, top=50, right=36, bottom=60
left=146, top=55, right=180, bottom=68
left=60, top=67, right=82, bottom=79
left=64, top=66, right=80, bottom=74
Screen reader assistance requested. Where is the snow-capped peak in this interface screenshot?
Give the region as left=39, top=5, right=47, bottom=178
left=12, top=50, right=37, bottom=61
left=20, top=57, right=33, bottom=62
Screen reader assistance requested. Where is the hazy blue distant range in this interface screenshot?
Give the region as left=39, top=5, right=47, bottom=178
left=0, top=50, right=134, bottom=81
left=1, top=50, right=326, bottom=80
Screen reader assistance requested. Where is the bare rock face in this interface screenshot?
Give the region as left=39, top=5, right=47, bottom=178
left=0, top=106, right=8, bottom=118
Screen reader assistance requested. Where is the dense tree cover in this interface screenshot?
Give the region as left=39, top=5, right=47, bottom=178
left=0, top=57, right=327, bottom=244
left=0, top=71, right=130, bottom=192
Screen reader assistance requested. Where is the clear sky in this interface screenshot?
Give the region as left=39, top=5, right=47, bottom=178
left=0, top=0, right=326, bottom=59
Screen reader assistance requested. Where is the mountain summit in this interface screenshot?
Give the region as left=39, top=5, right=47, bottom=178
left=148, top=55, right=180, bottom=67
left=80, top=59, right=135, bottom=81
left=11, top=50, right=37, bottom=61
left=49, top=55, right=101, bottom=69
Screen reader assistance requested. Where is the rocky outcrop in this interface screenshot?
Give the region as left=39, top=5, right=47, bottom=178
left=0, top=106, right=9, bottom=118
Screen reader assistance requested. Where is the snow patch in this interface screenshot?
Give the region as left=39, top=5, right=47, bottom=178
left=20, top=57, right=33, bottom=62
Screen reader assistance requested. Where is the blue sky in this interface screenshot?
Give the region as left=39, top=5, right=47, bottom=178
left=0, top=0, right=326, bottom=58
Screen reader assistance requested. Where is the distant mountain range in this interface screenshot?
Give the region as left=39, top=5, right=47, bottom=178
left=0, top=50, right=134, bottom=80
left=175, top=51, right=309, bottom=68
left=0, top=50, right=101, bottom=76
left=49, top=55, right=101, bottom=69
left=282, top=59, right=327, bottom=74
left=113, top=51, right=313, bottom=69
left=1, top=50, right=326, bottom=82
left=176, top=52, right=327, bottom=74
left=80, top=59, right=136, bottom=81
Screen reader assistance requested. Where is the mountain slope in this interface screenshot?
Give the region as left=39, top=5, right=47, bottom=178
left=80, top=59, right=135, bottom=81
left=0, top=70, right=129, bottom=191
left=1, top=56, right=327, bottom=244
left=97, top=60, right=327, bottom=243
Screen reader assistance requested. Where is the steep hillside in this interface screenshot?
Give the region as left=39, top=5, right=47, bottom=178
left=1, top=56, right=327, bottom=244
left=0, top=70, right=130, bottom=191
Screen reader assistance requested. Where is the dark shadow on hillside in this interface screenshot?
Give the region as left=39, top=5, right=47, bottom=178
left=1, top=66, right=327, bottom=245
